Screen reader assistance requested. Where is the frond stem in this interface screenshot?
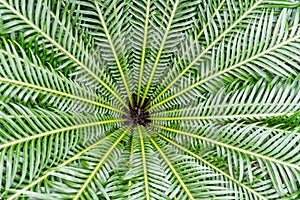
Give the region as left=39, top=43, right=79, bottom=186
left=127, top=138, right=135, bottom=198
left=137, top=0, right=151, bottom=104
left=151, top=103, right=300, bottom=115
left=0, top=77, right=125, bottom=114
left=0, top=119, right=126, bottom=150
left=138, top=125, right=150, bottom=200
left=149, top=112, right=288, bottom=121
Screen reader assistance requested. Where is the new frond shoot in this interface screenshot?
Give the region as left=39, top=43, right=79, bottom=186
left=127, top=93, right=151, bottom=126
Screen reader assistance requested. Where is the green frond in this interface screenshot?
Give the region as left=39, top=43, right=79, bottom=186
left=150, top=77, right=300, bottom=126
left=8, top=127, right=130, bottom=200
left=150, top=136, right=238, bottom=199
left=67, top=0, right=133, bottom=105
left=151, top=122, right=300, bottom=198
left=148, top=4, right=300, bottom=111
left=156, top=133, right=266, bottom=200
left=0, top=102, right=123, bottom=197
left=140, top=0, right=200, bottom=105
left=0, top=0, right=128, bottom=108
left=0, top=38, right=124, bottom=114
left=122, top=126, right=171, bottom=200
left=7, top=128, right=123, bottom=200
left=93, top=1, right=133, bottom=106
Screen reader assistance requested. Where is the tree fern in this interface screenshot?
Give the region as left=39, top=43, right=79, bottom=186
left=0, top=0, right=300, bottom=199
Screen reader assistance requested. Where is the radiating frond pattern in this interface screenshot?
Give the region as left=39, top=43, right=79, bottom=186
left=0, top=0, right=299, bottom=199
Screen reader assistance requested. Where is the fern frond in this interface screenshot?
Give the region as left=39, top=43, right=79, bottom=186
left=151, top=122, right=300, bottom=198
left=150, top=77, right=300, bottom=126
left=140, top=0, right=199, bottom=105
left=121, top=126, right=171, bottom=200
left=0, top=0, right=128, bottom=108
left=0, top=38, right=124, bottom=114
left=156, top=133, right=266, bottom=200
left=148, top=5, right=300, bottom=111
left=7, top=127, right=124, bottom=200
left=150, top=136, right=238, bottom=199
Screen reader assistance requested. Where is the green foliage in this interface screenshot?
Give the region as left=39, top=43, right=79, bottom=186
left=0, top=0, right=300, bottom=199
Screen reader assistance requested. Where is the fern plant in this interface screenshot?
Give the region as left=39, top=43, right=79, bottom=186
left=0, top=0, right=300, bottom=199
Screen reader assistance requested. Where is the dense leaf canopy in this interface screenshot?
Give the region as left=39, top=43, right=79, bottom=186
left=0, top=0, right=300, bottom=199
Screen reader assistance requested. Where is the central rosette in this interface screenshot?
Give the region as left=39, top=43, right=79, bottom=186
left=128, top=94, right=150, bottom=126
